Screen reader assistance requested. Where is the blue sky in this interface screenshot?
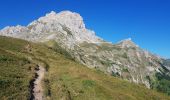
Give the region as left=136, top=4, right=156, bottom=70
left=0, top=0, right=170, bottom=58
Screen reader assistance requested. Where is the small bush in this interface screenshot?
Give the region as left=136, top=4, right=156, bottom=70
left=122, top=68, right=129, bottom=72
left=0, top=55, right=8, bottom=61
left=112, top=72, right=120, bottom=77
left=82, top=80, right=95, bottom=88
left=151, top=72, right=170, bottom=95
left=122, top=53, right=128, bottom=58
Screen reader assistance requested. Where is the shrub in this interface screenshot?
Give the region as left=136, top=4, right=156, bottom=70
left=0, top=55, right=14, bottom=62
left=82, top=80, right=95, bottom=88
left=152, top=72, right=170, bottom=95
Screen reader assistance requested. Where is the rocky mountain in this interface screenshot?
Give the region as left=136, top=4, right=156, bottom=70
left=1, top=36, right=169, bottom=100
left=163, top=59, right=170, bottom=70
left=70, top=38, right=169, bottom=89
left=0, top=11, right=101, bottom=50
left=0, top=11, right=170, bottom=91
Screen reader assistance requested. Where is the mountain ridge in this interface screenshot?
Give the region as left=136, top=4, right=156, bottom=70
left=0, top=36, right=169, bottom=99
left=0, top=11, right=170, bottom=95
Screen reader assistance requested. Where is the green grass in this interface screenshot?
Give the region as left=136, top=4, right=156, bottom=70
left=0, top=47, right=36, bottom=99
left=0, top=36, right=170, bottom=100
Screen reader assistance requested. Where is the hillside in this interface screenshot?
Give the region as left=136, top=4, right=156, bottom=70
left=0, top=11, right=170, bottom=96
left=0, top=36, right=170, bottom=100
left=0, top=11, right=169, bottom=88
left=163, top=59, right=170, bottom=67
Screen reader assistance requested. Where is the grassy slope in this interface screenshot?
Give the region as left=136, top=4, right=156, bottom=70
left=0, top=36, right=169, bottom=100
left=0, top=37, right=36, bottom=99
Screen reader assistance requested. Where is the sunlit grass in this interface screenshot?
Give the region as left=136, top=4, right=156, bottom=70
left=0, top=36, right=169, bottom=100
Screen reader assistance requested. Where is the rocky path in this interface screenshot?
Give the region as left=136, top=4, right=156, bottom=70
left=32, top=65, right=46, bottom=100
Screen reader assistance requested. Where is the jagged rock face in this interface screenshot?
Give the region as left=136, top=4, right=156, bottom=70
left=0, top=25, right=30, bottom=40
left=0, top=11, right=101, bottom=49
left=71, top=41, right=167, bottom=88
left=0, top=11, right=169, bottom=88
left=117, top=38, right=139, bottom=48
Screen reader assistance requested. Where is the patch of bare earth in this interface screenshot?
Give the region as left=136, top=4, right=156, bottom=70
left=32, top=65, right=45, bottom=100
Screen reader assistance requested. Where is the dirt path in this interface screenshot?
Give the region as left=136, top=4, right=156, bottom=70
left=33, top=65, right=46, bottom=100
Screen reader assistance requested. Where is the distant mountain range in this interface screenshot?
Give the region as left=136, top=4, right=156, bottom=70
left=0, top=11, right=170, bottom=95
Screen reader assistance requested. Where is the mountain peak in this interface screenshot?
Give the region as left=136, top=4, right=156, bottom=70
left=58, top=10, right=79, bottom=16
left=122, top=38, right=132, bottom=42
left=118, top=38, right=138, bottom=48
left=44, top=10, right=81, bottom=18
left=0, top=10, right=100, bottom=45
left=45, top=11, right=57, bottom=17
left=44, top=10, right=82, bottom=19
left=32, top=11, right=85, bottom=31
